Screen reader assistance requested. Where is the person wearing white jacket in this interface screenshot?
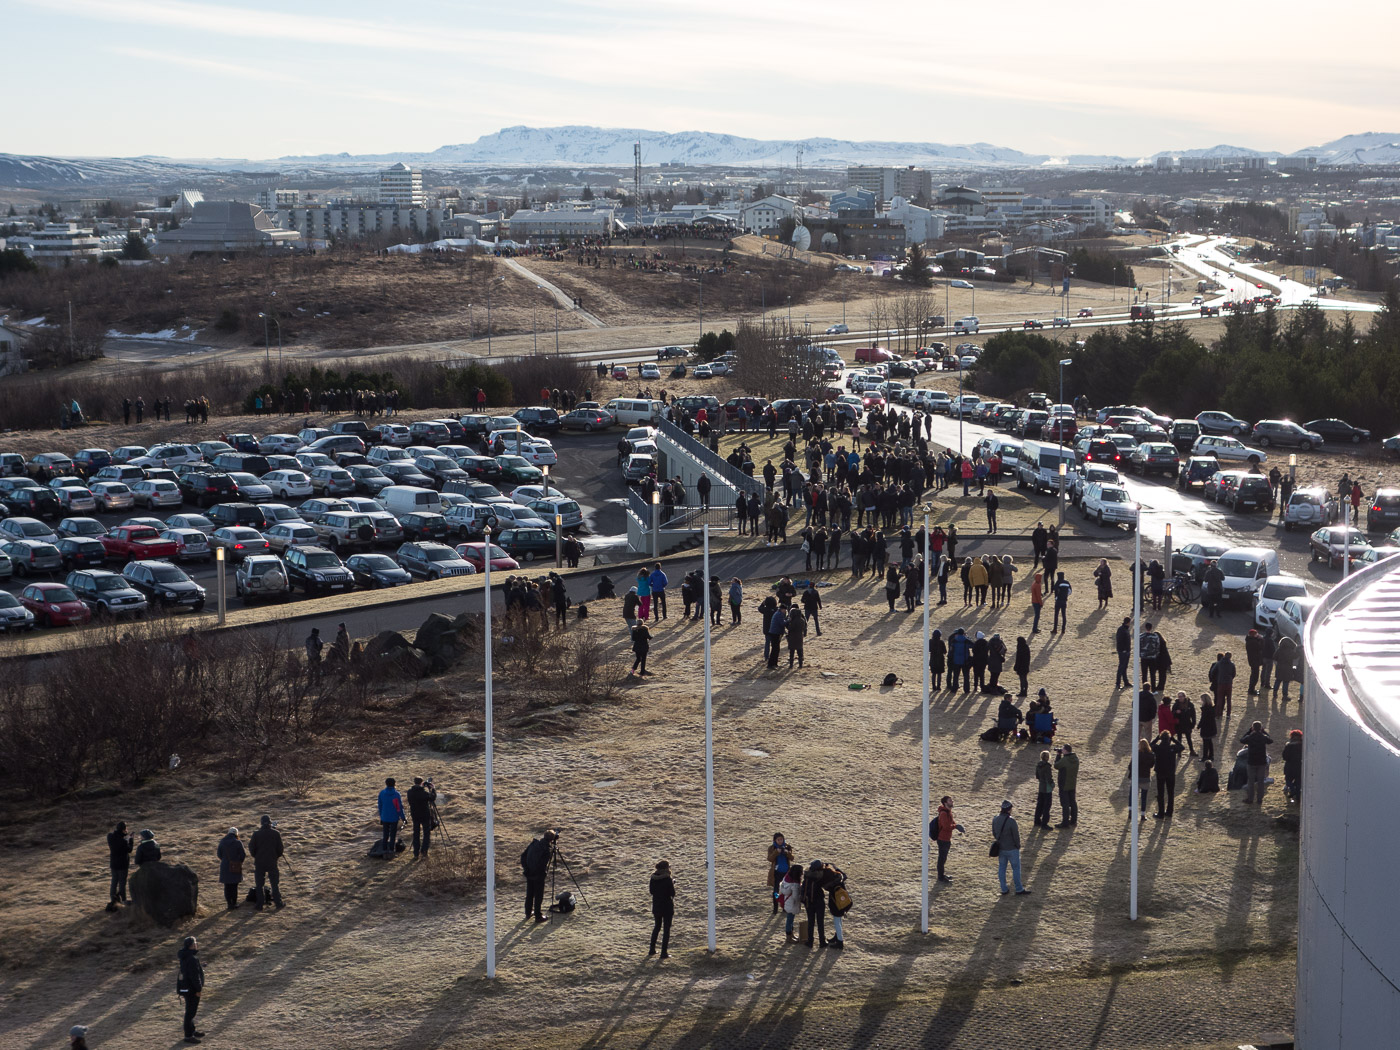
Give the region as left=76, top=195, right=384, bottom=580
left=779, top=865, right=804, bottom=942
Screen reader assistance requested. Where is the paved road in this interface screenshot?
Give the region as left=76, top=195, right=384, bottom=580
left=498, top=256, right=606, bottom=328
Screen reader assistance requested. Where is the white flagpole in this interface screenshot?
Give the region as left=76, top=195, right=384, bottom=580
left=920, top=510, right=931, bottom=933
left=483, top=528, right=497, bottom=976
left=703, top=524, right=717, bottom=952
left=1130, top=524, right=1141, bottom=921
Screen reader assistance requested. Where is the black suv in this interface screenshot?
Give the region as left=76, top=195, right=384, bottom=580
left=284, top=545, right=355, bottom=595
left=178, top=469, right=241, bottom=508
left=1368, top=488, right=1400, bottom=531
left=208, top=502, right=266, bottom=529
left=0, top=479, right=61, bottom=519
left=1231, top=475, right=1274, bottom=513
left=122, top=559, right=206, bottom=611
left=515, top=407, right=562, bottom=435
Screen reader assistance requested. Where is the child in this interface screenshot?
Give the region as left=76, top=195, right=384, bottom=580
left=780, top=865, right=803, bottom=942
left=1195, top=760, right=1220, bottom=794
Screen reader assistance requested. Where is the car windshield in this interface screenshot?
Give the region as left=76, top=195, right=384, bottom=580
left=0, top=593, right=19, bottom=609
left=1216, top=557, right=1258, bottom=577
left=151, top=567, right=189, bottom=583
left=1101, top=489, right=1129, bottom=502
left=18, top=521, right=48, bottom=536
left=1264, top=580, right=1308, bottom=599
left=1239, top=478, right=1269, bottom=491
left=94, top=576, right=127, bottom=591
left=424, top=548, right=456, bottom=561
left=305, top=553, right=340, bottom=568
left=46, top=587, right=78, bottom=602
left=357, top=555, right=396, bottom=570
left=352, top=467, right=382, bottom=478
left=127, top=528, right=159, bottom=540
left=1377, top=494, right=1400, bottom=507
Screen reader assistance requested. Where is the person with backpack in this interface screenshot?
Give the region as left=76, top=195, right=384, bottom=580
left=521, top=830, right=556, bottom=922
left=992, top=801, right=1029, bottom=895
left=648, top=860, right=675, bottom=959
left=766, top=833, right=794, bottom=913
left=1140, top=622, right=1164, bottom=691
left=728, top=578, right=744, bottom=625
left=377, top=778, right=404, bottom=856
left=1051, top=572, right=1072, bottom=634
left=819, top=861, right=850, bottom=949
left=931, top=796, right=966, bottom=882
left=629, top=621, right=652, bottom=677
left=779, top=864, right=804, bottom=941
left=800, top=860, right=828, bottom=947
left=947, top=627, right=972, bottom=693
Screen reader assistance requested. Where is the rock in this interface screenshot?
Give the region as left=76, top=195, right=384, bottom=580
left=419, top=725, right=485, bottom=754
left=510, top=704, right=584, bottom=730
left=129, top=862, right=199, bottom=926
left=364, top=630, right=431, bottom=677
left=414, top=613, right=469, bottom=672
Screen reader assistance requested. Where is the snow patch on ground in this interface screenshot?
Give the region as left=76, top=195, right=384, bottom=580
left=106, top=326, right=201, bottom=341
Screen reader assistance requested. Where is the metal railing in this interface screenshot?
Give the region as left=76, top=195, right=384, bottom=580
left=656, top=417, right=764, bottom=497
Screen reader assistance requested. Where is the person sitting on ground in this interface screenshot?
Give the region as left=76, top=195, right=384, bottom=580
left=1195, top=760, right=1220, bottom=794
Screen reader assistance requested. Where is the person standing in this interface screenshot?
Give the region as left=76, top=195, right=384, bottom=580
left=629, top=620, right=652, bottom=677
left=1282, top=729, right=1303, bottom=803
left=819, top=861, right=850, bottom=949
left=801, top=581, right=822, bottom=636
left=801, top=860, right=828, bottom=947
left=728, top=577, right=743, bottom=625
left=406, top=777, right=437, bottom=859
left=1013, top=636, right=1031, bottom=697
left=1054, top=743, right=1079, bottom=826
left=648, top=860, right=675, bottom=959
left=1034, top=751, right=1055, bottom=828
left=1051, top=572, right=1072, bottom=634
left=779, top=864, right=804, bottom=941
left=766, top=833, right=795, bottom=912
left=1244, top=628, right=1266, bottom=695
left=1031, top=522, right=1048, bottom=567
left=1273, top=635, right=1299, bottom=701
left=1114, top=617, right=1132, bottom=690
left=928, top=629, right=946, bottom=691
left=1241, top=721, right=1273, bottom=804
left=377, top=777, right=404, bottom=855
left=1093, top=559, right=1112, bottom=610
left=649, top=562, right=668, bottom=621
left=884, top=565, right=901, bottom=613
left=1152, top=732, right=1185, bottom=819
left=992, top=801, right=1030, bottom=895
left=1030, top=570, right=1044, bottom=633
left=932, top=796, right=965, bottom=882
left=766, top=603, right=788, bottom=669
left=985, top=489, right=999, bottom=533
left=1210, top=652, right=1236, bottom=721
left=107, top=821, right=133, bottom=911
left=971, top=631, right=989, bottom=690
left=216, top=828, right=245, bottom=911
left=948, top=627, right=972, bottom=693
left=522, top=830, right=556, bottom=922
left=1197, top=693, right=1218, bottom=763
left=248, top=815, right=284, bottom=909
left=1171, top=691, right=1198, bottom=756
left=305, top=628, right=324, bottom=683
left=1140, top=622, right=1164, bottom=691
left=786, top=605, right=807, bottom=668
left=635, top=568, right=652, bottom=622
left=177, top=935, right=205, bottom=1044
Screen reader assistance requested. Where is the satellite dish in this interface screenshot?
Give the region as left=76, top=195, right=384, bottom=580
left=821, top=232, right=839, bottom=250
left=791, top=224, right=811, bottom=252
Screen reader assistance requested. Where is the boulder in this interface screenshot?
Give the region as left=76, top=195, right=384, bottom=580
left=364, top=630, right=431, bottom=677
left=129, top=862, right=199, bottom=926
left=414, top=613, right=467, bottom=672
left=418, top=724, right=485, bottom=754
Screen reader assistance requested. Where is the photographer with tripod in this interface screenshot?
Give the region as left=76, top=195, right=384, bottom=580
left=521, top=830, right=556, bottom=923
left=406, top=777, right=437, bottom=859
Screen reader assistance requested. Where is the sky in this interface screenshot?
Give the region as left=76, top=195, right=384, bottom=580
left=5, top=0, right=1399, bottom=160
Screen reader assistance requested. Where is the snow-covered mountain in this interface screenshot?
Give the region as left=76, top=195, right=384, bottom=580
left=1291, top=132, right=1400, bottom=166
left=1148, top=144, right=1282, bottom=160
left=0, top=153, right=217, bottom=188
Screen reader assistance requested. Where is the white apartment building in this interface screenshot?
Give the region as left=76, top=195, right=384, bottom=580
left=506, top=208, right=614, bottom=239
left=275, top=205, right=453, bottom=242
left=887, top=196, right=945, bottom=245
left=19, top=223, right=110, bottom=265
left=739, top=194, right=799, bottom=234
left=978, top=187, right=1025, bottom=210
left=257, top=188, right=301, bottom=211
left=846, top=166, right=933, bottom=204
left=377, top=163, right=425, bottom=207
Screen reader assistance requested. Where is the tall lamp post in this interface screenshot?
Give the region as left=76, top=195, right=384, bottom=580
left=257, top=311, right=281, bottom=368
left=1057, top=357, right=1072, bottom=526
left=486, top=275, right=504, bottom=354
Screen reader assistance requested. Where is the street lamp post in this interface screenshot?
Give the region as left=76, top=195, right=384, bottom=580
left=258, top=313, right=270, bottom=366
left=541, top=464, right=550, bottom=498
left=651, top=490, right=660, bottom=559
left=1058, top=358, right=1072, bottom=526
left=554, top=303, right=559, bottom=353
left=486, top=276, right=504, bottom=353
left=468, top=303, right=474, bottom=341
left=554, top=513, right=563, bottom=568
left=215, top=546, right=226, bottom=625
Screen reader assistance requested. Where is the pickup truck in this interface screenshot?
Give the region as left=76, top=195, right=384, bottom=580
left=100, top=524, right=179, bottom=562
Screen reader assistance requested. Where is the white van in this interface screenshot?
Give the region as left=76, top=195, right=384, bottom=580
left=954, top=316, right=980, bottom=334
left=1214, top=546, right=1281, bottom=606
left=378, top=485, right=442, bottom=517
left=604, top=398, right=666, bottom=426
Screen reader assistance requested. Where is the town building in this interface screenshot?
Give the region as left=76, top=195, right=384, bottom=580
left=739, top=194, right=800, bottom=234
left=17, top=223, right=110, bottom=265
left=886, top=196, right=945, bottom=245
left=257, top=188, right=301, bottom=211
left=506, top=207, right=614, bottom=240
left=377, top=163, right=425, bottom=207
left=846, top=166, right=933, bottom=205
left=274, top=205, right=453, bottom=243
left=155, top=201, right=301, bottom=255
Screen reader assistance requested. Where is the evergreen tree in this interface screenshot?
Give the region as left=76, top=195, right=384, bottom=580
left=120, top=231, right=151, bottom=260
left=901, top=244, right=932, bottom=287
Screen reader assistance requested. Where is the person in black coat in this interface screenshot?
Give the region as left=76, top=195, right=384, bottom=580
left=1151, top=732, right=1185, bottom=819
left=248, top=815, right=284, bottom=909
left=522, top=830, right=556, bottom=922
left=216, top=828, right=245, bottom=911
left=177, top=935, right=205, bottom=1043
left=801, top=860, right=828, bottom=948
left=406, top=777, right=437, bottom=859
left=1013, top=636, right=1031, bottom=697
left=134, top=828, right=161, bottom=867
left=629, top=622, right=652, bottom=676
left=107, top=821, right=133, bottom=911
left=927, top=629, right=946, bottom=690
left=648, top=860, right=675, bottom=958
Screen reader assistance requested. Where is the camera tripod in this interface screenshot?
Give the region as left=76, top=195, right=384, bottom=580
left=547, top=843, right=589, bottom=922
left=429, top=798, right=450, bottom=847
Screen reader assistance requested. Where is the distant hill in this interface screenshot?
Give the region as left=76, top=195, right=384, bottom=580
left=1291, top=131, right=1400, bottom=166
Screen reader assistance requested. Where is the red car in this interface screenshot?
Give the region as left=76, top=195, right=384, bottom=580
left=20, top=581, right=93, bottom=627
left=1043, top=418, right=1078, bottom=443
left=455, top=542, right=520, bottom=572
left=854, top=346, right=893, bottom=363
left=100, top=524, right=178, bottom=562
left=861, top=393, right=887, bottom=410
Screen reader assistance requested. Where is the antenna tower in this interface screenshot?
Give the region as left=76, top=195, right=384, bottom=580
left=634, top=141, right=642, bottom=209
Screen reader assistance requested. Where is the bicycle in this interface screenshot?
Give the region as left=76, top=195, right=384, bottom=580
left=1165, top=571, right=1199, bottom=605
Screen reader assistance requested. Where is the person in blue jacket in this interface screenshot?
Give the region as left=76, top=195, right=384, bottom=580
left=377, top=777, right=405, bottom=855
left=947, top=627, right=972, bottom=693
left=648, top=562, right=668, bottom=621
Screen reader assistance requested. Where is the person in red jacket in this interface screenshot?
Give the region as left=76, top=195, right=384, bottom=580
left=930, top=796, right=966, bottom=883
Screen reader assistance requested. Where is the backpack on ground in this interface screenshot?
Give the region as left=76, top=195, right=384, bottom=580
left=882, top=673, right=900, bottom=688
left=550, top=891, right=576, bottom=914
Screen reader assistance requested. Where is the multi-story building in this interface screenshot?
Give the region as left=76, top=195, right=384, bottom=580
left=739, top=194, right=799, bottom=234
left=886, top=196, right=945, bottom=245
left=978, top=187, right=1025, bottom=210
left=846, top=166, right=933, bottom=205
left=275, top=205, right=452, bottom=243
left=377, top=163, right=425, bottom=207
left=18, top=223, right=110, bottom=265
left=507, top=207, right=614, bottom=240
left=156, top=202, right=302, bottom=255
left=257, top=188, right=301, bottom=211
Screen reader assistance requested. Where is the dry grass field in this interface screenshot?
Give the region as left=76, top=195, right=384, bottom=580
left=0, top=553, right=1301, bottom=1049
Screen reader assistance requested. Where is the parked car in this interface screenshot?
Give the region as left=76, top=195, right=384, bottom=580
left=1253, top=574, right=1310, bottom=629
left=210, top=526, right=271, bottom=561
left=1195, top=410, right=1250, bottom=436
left=1128, top=442, right=1180, bottom=477
left=1080, top=482, right=1140, bottom=531
left=1252, top=419, right=1323, bottom=450
left=207, top=502, right=266, bottom=530
left=0, top=453, right=28, bottom=477
left=178, top=470, right=241, bottom=508
left=227, top=472, right=273, bottom=502
left=56, top=516, right=106, bottom=540
left=1192, top=434, right=1267, bottom=465
left=264, top=470, right=314, bottom=500
left=2, top=516, right=60, bottom=545
left=284, top=545, right=355, bottom=595
left=560, top=408, right=614, bottom=432
left=1, top=479, right=61, bottom=519
left=1230, top=475, right=1275, bottom=513
left=1283, top=487, right=1340, bottom=531
left=1308, top=526, right=1372, bottom=569
left=455, top=542, right=520, bottom=572
left=72, top=448, right=113, bottom=478
left=27, top=452, right=76, bottom=482
left=234, top=555, right=289, bottom=602
left=20, top=581, right=92, bottom=627
left=346, top=464, right=391, bottom=496
left=130, top=479, right=183, bottom=509
left=265, top=521, right=320, bottom=554
left=55, top=536, right=107, bottom=570
left=1168, top=420, right=1202, bottom=451
left=166, top=512, right=216, bottom=535
left=344, top=552, right=413, bottom=589
left=90, top=482, right=135, bottom=512
left=1177, top=456, right=1220, bottom=492
left=1214, top=547, right=1281, bottom=605
left=397, top=541, right=477, bottom=579
left=1366, top=488, right=1400, bottom=531
left=100, top=524, right=177, bottom=562
left=258, top=433, right=305, bottom=455
left=0, top=591, right=36, bottom=631
left=122, top=559, right=206, bottom=611
left=1274, top=594, right=1322, bottom=651
left=493, top=527, right=560, bottom=562
left=159, top=528, right=213, bottom=563
left=3, top=539, right=63, bottom=577
left=1304, top=418, right=1370, bottom=444
left=66, top=569, right=148, bottom=618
